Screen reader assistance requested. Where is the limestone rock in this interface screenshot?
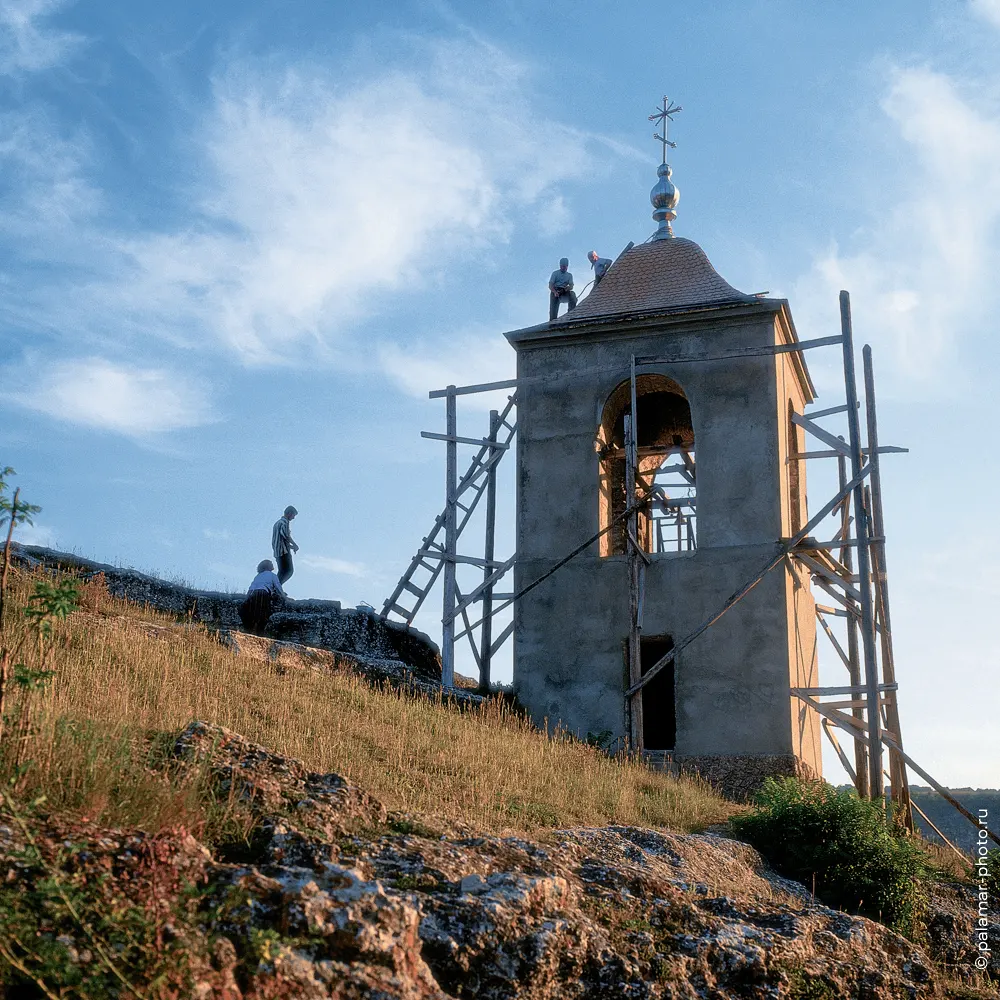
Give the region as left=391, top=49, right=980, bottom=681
left=13, top=543, right=441, bottom=681
left=3, top=722, right=989, bottom=998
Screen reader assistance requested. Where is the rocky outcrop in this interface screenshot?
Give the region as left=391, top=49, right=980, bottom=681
left=13, top=543, right=441, bottom=681
left=4, top=722, right=975, bottom=999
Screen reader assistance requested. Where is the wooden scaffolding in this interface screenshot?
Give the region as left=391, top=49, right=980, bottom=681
left=381, top=289, right=1000, bottom=845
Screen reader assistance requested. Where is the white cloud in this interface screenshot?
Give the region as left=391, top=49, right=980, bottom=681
left=970, top=0, right=1000, bottom=29
left=12, top=519, right=56, bottom=548
left=4, top=38, right=617, bottom=366
left=792, top=67, right=1000, bottom=390
left=379, top=329, right=516, bottom=408
left=0, top=109, right=98, bottom=248
left=4, top=358, right=215, bottom=435
left=300, top=554, right=367, bottom=578
left=203, top=528, right=232, bottom=541
left=0, top=0, right=82, bottom=75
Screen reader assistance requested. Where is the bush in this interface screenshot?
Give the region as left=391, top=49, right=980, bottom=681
left=729, top=777, right=928, bottom=936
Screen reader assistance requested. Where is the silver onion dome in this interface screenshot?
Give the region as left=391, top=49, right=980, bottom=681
left=650, top=162, right=679, bottom=240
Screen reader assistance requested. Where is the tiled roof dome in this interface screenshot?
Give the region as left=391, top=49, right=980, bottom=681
left=554, top=238, right=751, bottom=324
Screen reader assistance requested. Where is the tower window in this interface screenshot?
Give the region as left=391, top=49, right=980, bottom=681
left=598, top=375, right=696, bottom=556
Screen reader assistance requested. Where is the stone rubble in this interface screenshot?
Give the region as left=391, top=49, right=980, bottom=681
left=148, top=722, right=987, bottom=998
left=4, top=718, right=995, bottom=997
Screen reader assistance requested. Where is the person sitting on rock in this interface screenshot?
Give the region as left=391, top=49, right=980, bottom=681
left=239, top=559, right=286, bottom=636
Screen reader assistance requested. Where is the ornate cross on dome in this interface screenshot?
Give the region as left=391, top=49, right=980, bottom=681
left=648, top=96, right=682, bottom=165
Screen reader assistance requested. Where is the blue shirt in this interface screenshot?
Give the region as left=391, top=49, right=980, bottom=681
left=549, top=268, right=574, bottom=291
left=592, top=256, right=612, bottom=278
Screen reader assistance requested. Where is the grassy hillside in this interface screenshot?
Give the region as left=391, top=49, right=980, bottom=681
left=0, top=562, right=737, bottom=843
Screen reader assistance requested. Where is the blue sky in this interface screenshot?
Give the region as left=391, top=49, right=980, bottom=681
left=2, top=0, right=999, bottom=786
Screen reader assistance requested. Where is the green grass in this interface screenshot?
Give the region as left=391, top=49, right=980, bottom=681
left=0, top=563, right=737, bottom=841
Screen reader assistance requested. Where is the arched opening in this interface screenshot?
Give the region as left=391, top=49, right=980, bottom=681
left=598, top=374, right=696, bottom=556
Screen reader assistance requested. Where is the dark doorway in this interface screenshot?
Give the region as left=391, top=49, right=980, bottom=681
left=639, top=636, right=676, bottom=750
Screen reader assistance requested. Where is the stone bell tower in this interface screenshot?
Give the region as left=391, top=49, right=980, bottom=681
left=503, top=106, right=821, bottom=798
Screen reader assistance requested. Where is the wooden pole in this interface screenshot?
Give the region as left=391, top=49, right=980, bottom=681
left=863, top=345, right=912, bottom=829
left=479, top=409, right=500, bottom=693
left=627, top=357, right=645, bottom=751
left=837, top=452, right=868, bottom=797
left=625, top=411, right=644, bottom=752
left=441, top=389, right=457, bottom=689
left=840, top=291, right=883, bottom=799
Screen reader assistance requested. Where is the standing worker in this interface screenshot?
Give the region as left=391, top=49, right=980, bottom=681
left=238, top=559, right=285, bottom=635
left=548, top=257, right=577, bottom=321
left=272, top=505, right=299, bottom=584
left=587, top=250, right=612, bottom=287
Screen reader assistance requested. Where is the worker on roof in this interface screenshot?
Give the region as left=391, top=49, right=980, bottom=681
left=587, top=250, right=613, bottom=287
left=548, top=257, right=577, bottom=321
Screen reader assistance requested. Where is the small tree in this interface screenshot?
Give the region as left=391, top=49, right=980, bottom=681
left=0, top=469, right=59, bottom=748
left=0, top=467, right=42, bottom=628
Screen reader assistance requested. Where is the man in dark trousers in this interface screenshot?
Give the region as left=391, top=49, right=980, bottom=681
left=271, top=505, right=299, bottom=584
left=239, top=559, right=286, bottom=635
left=587, top=250, right=612, bottom=287
left=548, top=257, right=577, bottom=321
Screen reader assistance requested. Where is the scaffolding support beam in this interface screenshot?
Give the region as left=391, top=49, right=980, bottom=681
left=625, top=355, right=644, bottom=751
left=840, top=290, right=884, bottom=799
left=864, top=344, right=911, bottom=827
left=441, top=389, right=458, bottom=689
left=479, top=409, right=500, bottom=692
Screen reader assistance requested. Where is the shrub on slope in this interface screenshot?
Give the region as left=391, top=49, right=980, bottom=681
left=730, top=777, right=928, bottom=936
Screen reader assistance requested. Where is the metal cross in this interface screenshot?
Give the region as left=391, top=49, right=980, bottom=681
left=648, top=96, right=682, bottom=165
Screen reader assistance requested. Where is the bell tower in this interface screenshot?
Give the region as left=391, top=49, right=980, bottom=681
left=504, top=108, right=821, bottom=798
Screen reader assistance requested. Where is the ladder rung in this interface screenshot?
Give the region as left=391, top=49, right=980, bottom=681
left=403, top=581, right=424, bottom=597
left=388, top=603, right=412, bottom=618
left=418, top=559, right=437, bottom=571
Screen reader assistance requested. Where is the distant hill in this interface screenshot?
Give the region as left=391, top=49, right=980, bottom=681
left=908, top=786, right=997, bottom=856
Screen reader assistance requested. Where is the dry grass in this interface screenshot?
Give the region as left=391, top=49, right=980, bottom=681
left=0, top=564, right=737, bottom=839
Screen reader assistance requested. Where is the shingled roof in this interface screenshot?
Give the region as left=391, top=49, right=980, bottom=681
left=554, top=237, right=752, bottom=324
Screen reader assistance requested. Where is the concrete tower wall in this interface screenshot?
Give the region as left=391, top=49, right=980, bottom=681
left=509, top=299, right=820, bottom=797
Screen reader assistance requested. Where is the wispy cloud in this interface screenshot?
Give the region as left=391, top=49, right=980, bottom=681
left=12, top=520, right=56, bottom=548
left=379, top=328, right=516, bottom=408
left=2, top=37, right=618, bottom=369
left=300, top=554, right=367, bottom=578
left=970, top=0, right=1000, bottom=29
left=792, top=65, right=1000, bottom=389
left=3, top=358, right=215, bottom=436
left=0, top=0, right=82, bottom=75
left=0, top=108, right=98, bottom=248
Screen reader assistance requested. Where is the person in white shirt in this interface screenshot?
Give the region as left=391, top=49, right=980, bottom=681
left=239, top=559, right=286, bottom=635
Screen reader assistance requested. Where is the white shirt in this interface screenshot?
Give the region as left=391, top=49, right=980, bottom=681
left=247, top=570, right=285, bottom=599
